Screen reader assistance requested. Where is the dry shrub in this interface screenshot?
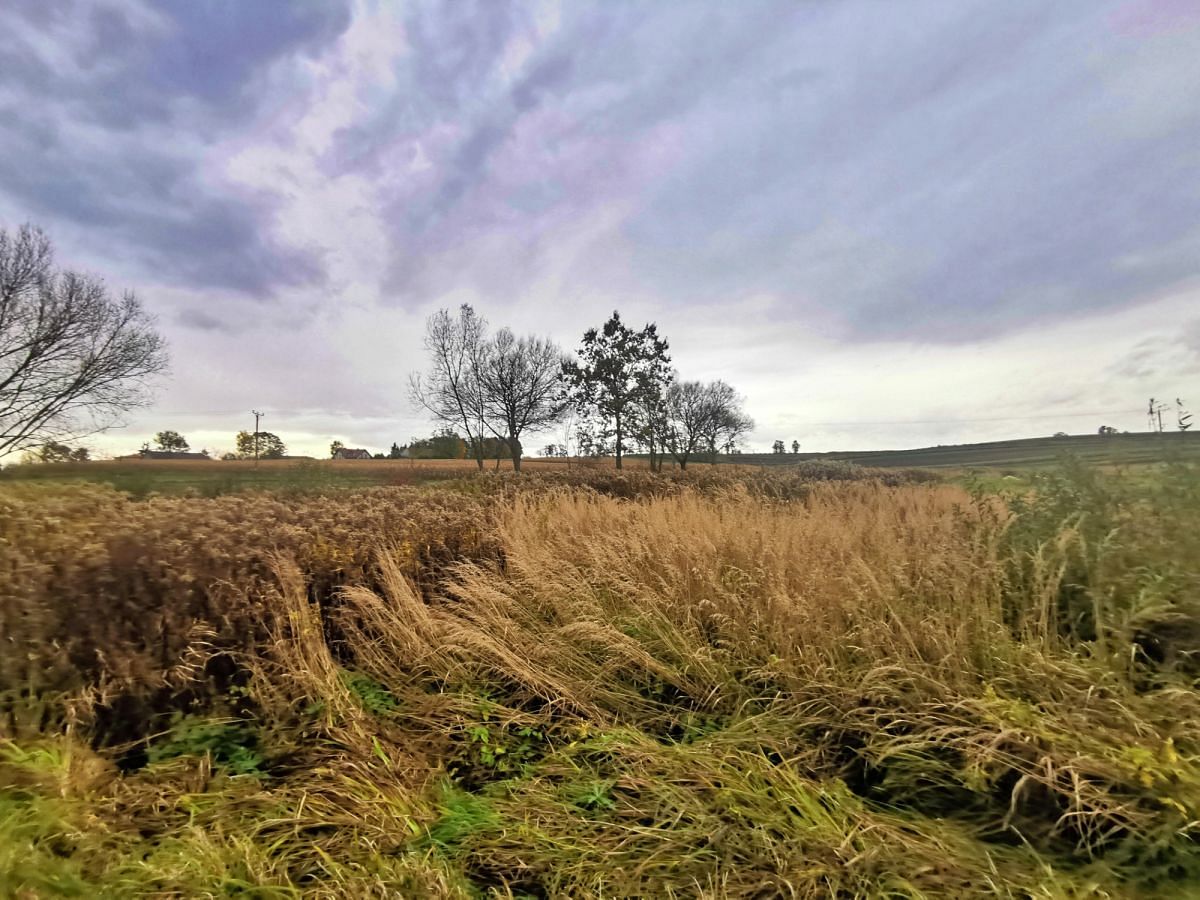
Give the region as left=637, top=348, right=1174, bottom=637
left=0, top=482, right=499, bottom=741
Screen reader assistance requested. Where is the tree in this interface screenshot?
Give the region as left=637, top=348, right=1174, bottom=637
left=475, top=328, right=566, bottom=472
left=561, top=311, right=671, bottom=470
left=155, top=430, right=189, bottom=452
left=0, top=224, right=168, bottom=457
left=772, top=439, right=785, bottom=454
left=330, top=440, right=344, bottom=458
left=664, top=379, right=754, bottom=470
left=1097, top=425, right=1118, bottom=436
left=631, top=382, right=671, bottom=472
left=792, top=440, right=800, bottom=454
left=388, top=442, right=404, bottom=459
left=235, top=430, right=286, bottom=459
left=409, top=305, right=488, bottom=471
left=406, top=428, right=467, bottom=459
left=33, top=440, right=88, bottom=463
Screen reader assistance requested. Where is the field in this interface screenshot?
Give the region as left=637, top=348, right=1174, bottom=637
left=739, top=431, right=1200, bottom=470
left=3, top=459, right=1200, bottom=897
left=0, top=456, right=670, bottom=497
left=5, top=432, right=1195, bottom=500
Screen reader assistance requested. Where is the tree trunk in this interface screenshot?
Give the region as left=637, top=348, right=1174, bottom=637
left=615, top=415, right=623, bottom=470
left=509, top=435, right=522, bottom=472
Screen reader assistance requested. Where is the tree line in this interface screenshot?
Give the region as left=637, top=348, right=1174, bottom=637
left=409, top=305, right=752, bottom=471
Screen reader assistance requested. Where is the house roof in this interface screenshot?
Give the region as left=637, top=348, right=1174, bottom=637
left=126, top=450, right=210, bottom=460
left=334, top=448, right=372, bottom=459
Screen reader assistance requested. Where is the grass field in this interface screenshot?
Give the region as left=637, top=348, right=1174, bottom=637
left=0, top=456, right=617, bottom=496
left=738, top=431, right=1200, bottom=470
left=2, top=460, right=1199, bottom=896
left=4, top=432, right=1195, bottom=499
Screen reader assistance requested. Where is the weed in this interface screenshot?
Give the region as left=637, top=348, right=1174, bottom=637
left=146, top=714, right=264, bottom=776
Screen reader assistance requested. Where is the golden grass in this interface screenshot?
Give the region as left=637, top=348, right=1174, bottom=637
left=2, top=464, right=1198, bottom=896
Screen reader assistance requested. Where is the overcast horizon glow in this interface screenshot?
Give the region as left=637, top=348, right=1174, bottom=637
left=2, top=0, right=1198, bottom=459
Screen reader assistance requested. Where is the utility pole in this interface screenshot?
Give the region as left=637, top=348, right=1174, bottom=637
left=1148, top=398, right=1168, bottom=433
left=252, top=410, right=263, bottom=467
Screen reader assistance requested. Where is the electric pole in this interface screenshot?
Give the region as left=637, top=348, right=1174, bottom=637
left=252, top=410, right=263, bottom=467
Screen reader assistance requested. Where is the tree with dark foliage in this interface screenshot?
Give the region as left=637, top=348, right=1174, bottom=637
left=155, top=430, right=189, bottom=452
left=561, top=311, right=671, bottom=470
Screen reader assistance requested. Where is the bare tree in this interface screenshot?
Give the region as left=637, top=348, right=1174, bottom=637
left=476, top=328, right=567, bottom=472
left=408, top=305, right=488, bottom=471
left=665, top=379, right=753, bottom=469
left=0, top=224, right=168, bottom=457
left=663, top=380, right=709, bottom=470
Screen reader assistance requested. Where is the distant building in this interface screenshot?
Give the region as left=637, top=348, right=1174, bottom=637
left=119, top=449, right=210, bottom=461
left=332, top=447, right=372, bottom=460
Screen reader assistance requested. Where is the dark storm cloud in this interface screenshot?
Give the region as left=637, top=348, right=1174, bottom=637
left=327, top=0, right=1200, bottom=341
left=0, top=0, right=351, bottom=296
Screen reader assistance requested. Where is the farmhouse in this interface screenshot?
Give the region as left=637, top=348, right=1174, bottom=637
left=120, top=449, right=210, bottom=461
left=333, top=447, right=372, bottom=460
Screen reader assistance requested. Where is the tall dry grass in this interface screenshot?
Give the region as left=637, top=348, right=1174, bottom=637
left=246, top=481, right=1199, bottom=895
left=2, top=464, right=1198, bottom=896
left=0, top=482, right=499, bottom=744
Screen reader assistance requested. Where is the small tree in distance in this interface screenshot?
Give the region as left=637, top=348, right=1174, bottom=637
left=235, top=430, right=286, bottom=459
left=792, top=440, right=800, bottom=454
left=155, top=430, right=189, bottom=452
left=772, top=440, right=785, bottom=454
left=30, top=441, right=89, bottom=463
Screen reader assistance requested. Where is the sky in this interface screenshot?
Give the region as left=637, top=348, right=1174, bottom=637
left=1, top=0, right=1198, bottom=458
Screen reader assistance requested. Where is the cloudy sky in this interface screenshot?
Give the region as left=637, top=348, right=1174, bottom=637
left=2, top=0, right=1198, bottom=457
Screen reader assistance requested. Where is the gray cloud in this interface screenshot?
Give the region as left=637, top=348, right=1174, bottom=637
left=2, top=0, right=1198, bottom=457
left=176, top=308, right=235, bottom=335
left=317, top=0, right=1200, bottom=341
left=0, top=0, right=350, bottom=296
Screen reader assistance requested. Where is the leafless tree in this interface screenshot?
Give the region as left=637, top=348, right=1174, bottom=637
left=476, top=328, right=567, bottom=472
left=631, top=383, right=671, bottom=472
left=0, top=224, right=168, bottom=457
left=665, top=379, right=754, bottom=469
left=408, top=304, right=488, bottom=470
